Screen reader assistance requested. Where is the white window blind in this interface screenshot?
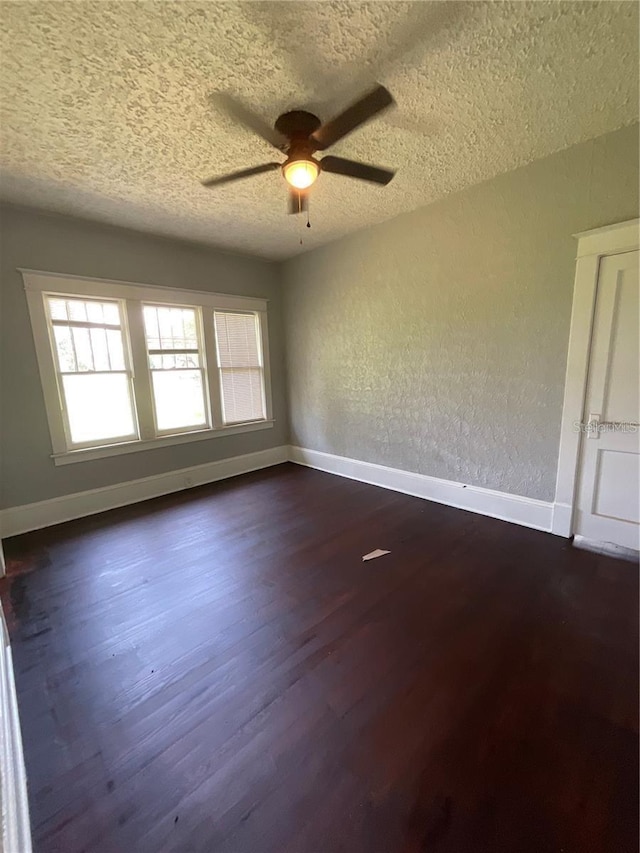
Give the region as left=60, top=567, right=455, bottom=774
left=214, top=311, right=266, bottom=424
left=143, top=304, right=209, bottom=433
left=46, top=296, right=137, bottom=446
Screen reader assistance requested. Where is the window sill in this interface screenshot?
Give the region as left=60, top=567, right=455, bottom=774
left=51, top=420, right=275, bottom=466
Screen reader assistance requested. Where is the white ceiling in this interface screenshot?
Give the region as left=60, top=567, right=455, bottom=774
left=0, top=1, right=637, bottom=260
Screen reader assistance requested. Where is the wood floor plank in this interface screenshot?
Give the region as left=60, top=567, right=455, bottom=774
left=1, top=462, right=637, bottom=853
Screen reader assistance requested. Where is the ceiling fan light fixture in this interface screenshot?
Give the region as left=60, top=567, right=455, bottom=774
left=282, top=157, right=319, bottom=190
left=202, top=85, right=396, bottom=202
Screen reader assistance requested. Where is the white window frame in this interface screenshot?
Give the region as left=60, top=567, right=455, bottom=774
left=44, top=293, right=140, bottom=450
left=142, top=301, right=212, bottom=437
left=22, top=269, right=274, bottom=466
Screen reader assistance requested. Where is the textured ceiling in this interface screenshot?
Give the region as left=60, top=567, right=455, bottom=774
left=0, top=1, right=638, bottom=260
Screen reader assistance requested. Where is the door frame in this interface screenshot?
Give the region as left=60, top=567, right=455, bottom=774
left=552, top=218, right=639, bottom=537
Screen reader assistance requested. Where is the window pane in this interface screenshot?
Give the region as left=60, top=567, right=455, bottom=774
left=220, top=368, right=265, bottom=423
left=48, top=298, right=68, bottom=320
left=90, top=327, right=110, bottom=371
left=148, top=353, right=201, bottom=370
left=53, top=326, right=77, bottom=371
left=47, top=296, right=122, bottom=328
left=67, top=300, right=88, bottom=321
left=143, top=305, right=161, bottom=349
left=149, top=354, right=174, bottom=370
left=158, top=307, right=173, bottom=343
left=106, top=329, right=125, bottom=370
left=151, top=370, right=207, bottom=431
left=177, top=353, right=199, bottom=368
left=49, top=296, right=126, bottom=378
left=144, top=305, right=199, bottom=351
left=86, top=301, right=104, bottom=324
left=170, top=310, right=185, bottom=341
left=103, top=303, right=120, bottom=325
left=62, top=373, right=136, bottom=443
left=183, top=312, right=196, bottom=342
left=72, top=327, right=94, bottom=371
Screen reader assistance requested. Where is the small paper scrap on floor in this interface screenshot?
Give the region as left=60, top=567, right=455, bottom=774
left=362, top=549, right=390, bottom=562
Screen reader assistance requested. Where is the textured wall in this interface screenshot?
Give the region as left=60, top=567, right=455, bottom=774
left=283, top=124, right=639, bottom=502
left=0, top=206, right=287, bottom=508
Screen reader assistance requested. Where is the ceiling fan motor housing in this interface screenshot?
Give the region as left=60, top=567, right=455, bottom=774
left=274, top=110, right=322, bottom=142
left=275, top=111, right=323, bottom=184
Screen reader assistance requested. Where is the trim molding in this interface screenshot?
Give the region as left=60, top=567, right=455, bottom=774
left=289, top=446, right=554, bottom=533
left=1, top=610, right=32, bottom=853
left=551, top=502, right=573, bottom=538
left=573, top=218, right=639, bottom=259
left=20, top=268, right=268, bottom=311
left=51, top=420, right=275, bottom=466
left=0, top=446, right=288, bottom=538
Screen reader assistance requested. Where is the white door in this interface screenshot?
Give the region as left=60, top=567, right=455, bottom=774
left=574, top=250, right=640, bottom=551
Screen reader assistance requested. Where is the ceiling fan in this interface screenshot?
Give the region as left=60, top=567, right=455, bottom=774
left=201, top=85, right=396, bottom=213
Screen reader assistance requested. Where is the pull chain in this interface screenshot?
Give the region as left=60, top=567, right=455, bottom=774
left=299, top=197, right=303, bottom=245
left=295, top=192, right=311, bottom=245
left=297, top=193, right=311, bottom=243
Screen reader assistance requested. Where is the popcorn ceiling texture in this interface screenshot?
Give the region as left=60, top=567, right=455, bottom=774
left=283, top=125, right=639, bottom=502
left=0, top=1, right=638, bottom=260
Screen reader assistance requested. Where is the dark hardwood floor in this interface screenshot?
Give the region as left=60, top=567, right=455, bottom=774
left=1, top=462, right=638, bottom=853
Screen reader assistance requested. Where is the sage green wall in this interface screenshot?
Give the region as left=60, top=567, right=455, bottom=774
left=282, top=124, right=639, bottom=502
left=0, top=205, right=287, bottom=508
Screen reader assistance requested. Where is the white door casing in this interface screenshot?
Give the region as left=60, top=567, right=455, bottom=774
left=573, top=250, right=639, bottom=550
left=553, top=219, right=639, bottom=543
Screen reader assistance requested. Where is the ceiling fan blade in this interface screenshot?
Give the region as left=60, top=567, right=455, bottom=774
left=201, top=163, right=281, bottom=188
left=310, top=84, right=394, bottom=151
left=288, top=189, right=308, bottom=215
left=211, top=93, right=287, bottom=151
left=320, top=156, right=395, bottom=185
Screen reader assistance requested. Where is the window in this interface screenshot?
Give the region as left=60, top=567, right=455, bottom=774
left=214, top=311, right=266, bottom=424
left=23, top=271, right=273, bottom=464
left=143, top=305, right=208, bottom=433
left=46, top=296, right=138, bottom=447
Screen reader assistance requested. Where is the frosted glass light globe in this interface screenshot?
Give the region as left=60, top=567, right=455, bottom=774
left=283, top=159, right=319, bottom=190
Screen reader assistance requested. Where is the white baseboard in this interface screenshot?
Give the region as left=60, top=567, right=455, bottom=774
left=0, top=443, right=562, bottom=540
left=0, top=445, right=288, bottom=538
left=289, top=446, right=555, bottom=533
left=1, top=612, right=32, bottom=853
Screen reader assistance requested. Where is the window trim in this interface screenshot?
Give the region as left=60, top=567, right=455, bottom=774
left=21, top=269, right=274, bottom=465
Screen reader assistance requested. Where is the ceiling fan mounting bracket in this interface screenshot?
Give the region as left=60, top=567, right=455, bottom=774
left=274, top=110, right=322, bottom=140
